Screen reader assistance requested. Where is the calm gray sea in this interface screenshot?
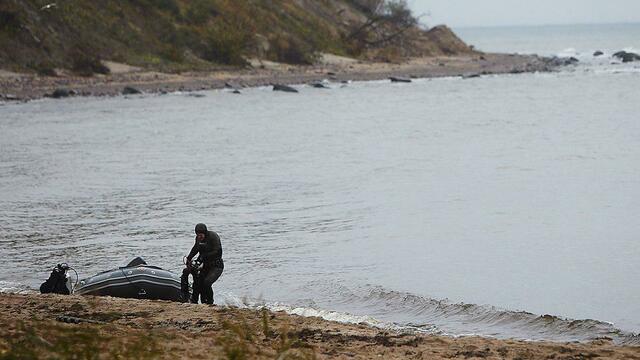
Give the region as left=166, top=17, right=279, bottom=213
left=1, top=24, right=639, bottom=343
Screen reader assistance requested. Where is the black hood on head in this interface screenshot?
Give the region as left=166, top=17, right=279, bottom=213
left=195, top=223, right=208, bottom=235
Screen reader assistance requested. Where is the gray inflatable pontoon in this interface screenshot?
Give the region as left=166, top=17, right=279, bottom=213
left=74, top=257, right=186, bottom=302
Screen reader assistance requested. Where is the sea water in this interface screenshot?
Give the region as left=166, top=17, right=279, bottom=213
left=1, top=23, right=639, bottom=344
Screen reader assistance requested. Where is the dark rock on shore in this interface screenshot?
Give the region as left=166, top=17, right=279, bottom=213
left=613, top=51, right=640, bottom=62
left=389, top=76, right=411, bottom=83
left=462, top=73, right=481, bottom=79
left=545, top=58, right=562, bottom=67
left=49, top=88, right=76, bottom=98
left=593, top=50, right=604, bottom=57
left=545, top=56, right=579, bottom=67
left=122, top=86, right=142, bottom=95
left=273, top=84, right=298, bottom=93
left=224, top=82, right=242, bottom=93
left=2, top=94, right=20, bottom=101
left=309, top=82, right=329, bottom=88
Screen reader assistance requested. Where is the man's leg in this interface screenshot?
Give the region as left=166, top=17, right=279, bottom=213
left=180, top=268, right=191, bottom=303
left=201, top=267, right=223, bottom=305
left=201, top=286, right=213, bottom=305
left=192, top=270, right=202, bottom=303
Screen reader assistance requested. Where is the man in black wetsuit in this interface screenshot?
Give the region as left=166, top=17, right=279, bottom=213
left=183, top=223, right=224, bottom=304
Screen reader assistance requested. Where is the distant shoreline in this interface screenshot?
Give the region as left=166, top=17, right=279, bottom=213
left=0, top=53, right=553, bottom=102
left=453, top=21, right=640, bottom=30
left=1, top=293, right=638, bottom=359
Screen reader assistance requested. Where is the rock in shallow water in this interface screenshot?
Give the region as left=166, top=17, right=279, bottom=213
left=545, top=56, right=579, bottom=67
left=273, top=84, right=298, bottom=93
left=613, top=51, right=640, bottom=63
left=122, top=86, right=142, bottom=95
left=389, top=76, right=411, bottom=83
left=309, top=82, right=329, bottom=88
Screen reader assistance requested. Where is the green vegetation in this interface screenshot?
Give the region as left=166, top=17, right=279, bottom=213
left=261, top=308, right=272, bottom=338
left=219, top=310, right=316, bottom=360
left=71, top=52, right=111, bottom=77
left=0, top=322, right=162, bottom=360
left=0, top=311, right=316, bottom=360
left=0, top=0, right=471, bottom=75
left=0, top=9, right=20, bottom=34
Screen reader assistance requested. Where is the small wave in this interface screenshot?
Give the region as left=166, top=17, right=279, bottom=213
left=551, top=45, right=640, bottom=68
left=270, top=303, right=384, bottom=327
left=218, top=291, right=442, bottom=335
left=349, top=286, right=639, bottom=344
left=621, top=46, right=640, bottom=54
left=216, top=285, right=639, bottom=344
left=286, top=281, right=640, bottom=344
left=557, top=47, right=579, bottom=58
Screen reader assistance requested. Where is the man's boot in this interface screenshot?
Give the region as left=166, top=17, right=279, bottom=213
left=180, top=269, right=191, bottom=302
left=202, top=286, right=214, bottom=305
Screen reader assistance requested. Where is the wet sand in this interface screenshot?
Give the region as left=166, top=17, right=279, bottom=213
left=1, top=293, right=638, bottom=359
left=0, top=53, right=552, bottom=102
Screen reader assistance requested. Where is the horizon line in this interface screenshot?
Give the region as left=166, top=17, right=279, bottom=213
left=439, top=21, right=640, bottom=30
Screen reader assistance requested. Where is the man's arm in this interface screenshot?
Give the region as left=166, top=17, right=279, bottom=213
left=186, top=240, right=199, bottom=262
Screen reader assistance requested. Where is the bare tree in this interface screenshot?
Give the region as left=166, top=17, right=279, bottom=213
left=347, top=0, right=418, bottom=48
left=349, top=0, right=385, bottom=15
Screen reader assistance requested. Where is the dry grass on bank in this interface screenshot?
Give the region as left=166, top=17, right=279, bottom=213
left=1, top=293, right=639, bottom=359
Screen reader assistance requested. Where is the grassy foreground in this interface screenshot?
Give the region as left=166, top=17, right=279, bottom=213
left=0, top=293, right=638, bottom=359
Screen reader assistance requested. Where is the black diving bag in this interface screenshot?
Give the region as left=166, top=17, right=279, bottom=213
left=40, top=264, right=71, bottom=295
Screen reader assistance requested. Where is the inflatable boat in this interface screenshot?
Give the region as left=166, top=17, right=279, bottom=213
left=73, top=257, right=187, bottom=302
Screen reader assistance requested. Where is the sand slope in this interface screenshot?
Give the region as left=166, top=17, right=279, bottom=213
left=1, top=293, right=638, bottom=359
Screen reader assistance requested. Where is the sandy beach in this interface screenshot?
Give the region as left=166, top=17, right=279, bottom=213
left=0, top=53, right=552, bottom=102
left=0, top=293, right=638, bottom=359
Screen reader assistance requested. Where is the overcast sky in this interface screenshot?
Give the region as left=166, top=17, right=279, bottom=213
left=408, top=0, right=640, bottom=28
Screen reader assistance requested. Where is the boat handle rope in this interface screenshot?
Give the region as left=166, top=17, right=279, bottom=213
left=119, top=268, right=148, bottom=297
left=66, top=264, right=79, bottom=292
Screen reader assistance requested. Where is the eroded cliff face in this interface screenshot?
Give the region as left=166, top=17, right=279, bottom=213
left=0, top=0, right=474, bottom=74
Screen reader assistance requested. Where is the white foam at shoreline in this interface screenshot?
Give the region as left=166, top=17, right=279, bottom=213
left=214, top=288, right=639, bottom=345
